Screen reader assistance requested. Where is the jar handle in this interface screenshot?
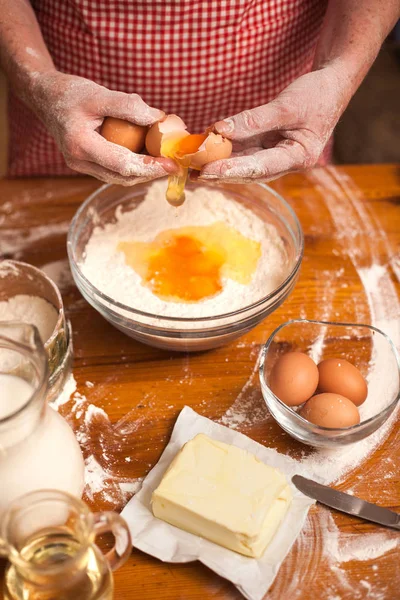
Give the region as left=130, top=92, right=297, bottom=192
left=92, top=512, right=132, bottom=572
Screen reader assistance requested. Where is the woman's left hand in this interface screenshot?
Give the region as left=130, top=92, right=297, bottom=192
left=199, top=67, right=351, bottom=183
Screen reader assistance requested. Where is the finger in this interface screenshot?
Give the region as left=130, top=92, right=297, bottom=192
left=214, top=101, right=292, bottom=142
left=199, top=143, right=303, bottom=182
left=190, top=147, right=263, bottom=180
left=233, top=146, right=264, bottom=157
left=100, top=91, right=164, bottom=126
left=200, top=168, right=297, bottom=185
left=67, top=159, right=165, bottom=186
left=79, top=132, right=178, bottom=178
left=225, top=136, right=264, bottom=153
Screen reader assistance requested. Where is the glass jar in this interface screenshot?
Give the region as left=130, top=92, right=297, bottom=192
left=0, top=323, right=84, bottom=521
left=0, top=489, right=132, bottom=600
left=0, top=260, right=73, bottom=402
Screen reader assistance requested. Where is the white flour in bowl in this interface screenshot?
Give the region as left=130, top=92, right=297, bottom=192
left=81, top=181, right=288, bottom=318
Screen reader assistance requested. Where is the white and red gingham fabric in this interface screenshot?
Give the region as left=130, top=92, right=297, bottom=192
left=8, top=0, right=328, bottom=176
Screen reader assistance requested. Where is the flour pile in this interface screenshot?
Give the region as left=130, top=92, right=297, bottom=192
left=81, top=181, right=288, bottom=318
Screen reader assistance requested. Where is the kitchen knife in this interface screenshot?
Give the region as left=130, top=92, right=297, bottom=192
left=292, top=475, right=400, bottom=530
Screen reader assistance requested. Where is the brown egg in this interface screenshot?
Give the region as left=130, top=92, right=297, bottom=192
left=145, top=114, right=189, bottom=157
left=299, top=393, right=360, bottom=428
left=100, top=117, right=147, bottom=153
left=317, top=358, right=368, bottom=406
left=269, top=352, right=319, bottom=406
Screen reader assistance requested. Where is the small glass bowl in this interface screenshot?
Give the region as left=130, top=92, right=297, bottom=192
left=259, top=319, right=400, bottom=448
left=0, top=260, right=72, bottom=401
left=67, top=180, right=303, bottom=352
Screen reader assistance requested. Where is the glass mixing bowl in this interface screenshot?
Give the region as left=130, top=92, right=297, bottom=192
left=67, top=181, right=303, bottom=351
left=259, top=319, right=400, bottom=448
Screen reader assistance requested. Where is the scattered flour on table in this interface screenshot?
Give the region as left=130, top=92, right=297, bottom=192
left=84, top=454, right=142, bottom=502
left=0, top=294, right=58, bottom=343
left=219, top=345, right=268, bottom=429
left=327, top=529, right=399, bottom=563
left=41, top=258, right=74, bottom=292
left=278, top=509, right=399, bottom=600
left=0, top=181, right=92, bottom=257
left=81, top=181, right=288, bottom=318
left=0, top=222, right=70, bottom=257
left=220, top=168, right=400, bottom=598
left=52, top=374, right=77, bottom=407
left=321, top=510, right=398, bottom=600
left=52, top=374, right=143, bottom=507
left=299, top=169, right=400, bottom=484
left=307, top=269, right=342, bottom=364
left=290, top=169, right=400, bottom=599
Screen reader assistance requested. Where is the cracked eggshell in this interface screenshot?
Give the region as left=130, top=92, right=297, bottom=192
left=186, top=133, right=233, bottom=170
left=100, top=117, right=147, bottom=153
left=145, top=114, right=189, bottom=157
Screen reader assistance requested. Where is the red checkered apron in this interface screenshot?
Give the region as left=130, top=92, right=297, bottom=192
left=8, top=0, right=328, bottom=176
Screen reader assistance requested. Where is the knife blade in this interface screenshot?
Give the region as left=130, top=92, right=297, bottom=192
left=292, top=475, right=400, bottom=530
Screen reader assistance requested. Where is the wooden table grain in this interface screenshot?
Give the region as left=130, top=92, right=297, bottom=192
left=0, top=165, right=399, bottom=600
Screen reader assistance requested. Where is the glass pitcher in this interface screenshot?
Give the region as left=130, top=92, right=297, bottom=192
left=0, top=489, right=132, bottom=600
left=0, top=323, right=84, bottom=520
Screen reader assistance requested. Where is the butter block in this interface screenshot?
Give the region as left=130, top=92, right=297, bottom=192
left=151, top=434, right=292, bottom=558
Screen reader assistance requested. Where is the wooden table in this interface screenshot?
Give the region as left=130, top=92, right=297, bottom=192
left=0, top=165, right=399, bottom=600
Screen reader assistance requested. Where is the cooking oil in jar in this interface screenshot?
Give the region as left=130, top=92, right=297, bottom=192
left=4, top=529, right=113, bottom=600
left=117, top=222, right=262, bottom=302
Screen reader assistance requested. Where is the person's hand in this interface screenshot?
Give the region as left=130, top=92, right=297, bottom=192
left=199, top=68, right=350, bottom=183
left=30, top=72, right=177, bottom=184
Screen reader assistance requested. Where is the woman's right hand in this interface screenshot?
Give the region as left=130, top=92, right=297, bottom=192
left=30, top=71, right=178, bottom=185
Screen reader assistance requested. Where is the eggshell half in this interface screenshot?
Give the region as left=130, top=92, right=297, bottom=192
left=146, top=114, right=188, bottom=157
left=187, top=133, right=233, bottom=170
left=299, top=393, right=360, bottom=428
left=101, top=117, right=147, bottom=153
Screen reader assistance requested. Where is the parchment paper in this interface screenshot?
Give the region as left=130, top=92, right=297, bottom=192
left=121, top=406, right=316, bottom=600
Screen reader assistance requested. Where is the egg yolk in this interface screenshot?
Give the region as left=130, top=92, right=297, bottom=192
left=174, top=134, right=208, bottom=160
left=117, top=223, right=262, bottom=303
left=148, top=235, right=224, bottom=301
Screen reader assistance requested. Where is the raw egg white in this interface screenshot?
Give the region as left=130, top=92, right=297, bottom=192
left=299, top=393, right=360, bottom=428
left=100, top=117, right=147, bottom=153
left=317, top=358, right=368, bottom=406
left=269, top=352, right=319, bottom=407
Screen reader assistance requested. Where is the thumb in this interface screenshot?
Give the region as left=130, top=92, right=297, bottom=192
left=214, top=101, right=286, bottom=141
left=102, top=90, right=164, bottom=126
